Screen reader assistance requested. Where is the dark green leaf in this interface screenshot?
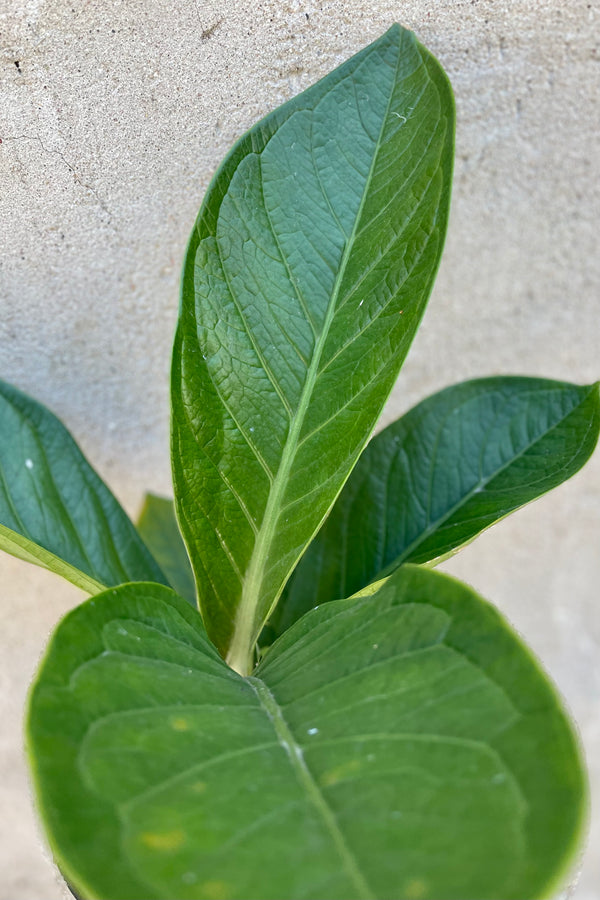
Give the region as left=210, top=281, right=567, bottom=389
left=272, top=377, right=600, bottom=635
left=0, top=379, right=167, bottom=592
left=171, top=24, right=455, bottom=670
left=27, top=568, right=584, bottom=899
left=137, top=493, right=196, bottom=605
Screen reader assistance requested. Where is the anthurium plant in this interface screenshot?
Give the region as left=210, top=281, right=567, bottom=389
left=2, top=24, right=598, bottom=900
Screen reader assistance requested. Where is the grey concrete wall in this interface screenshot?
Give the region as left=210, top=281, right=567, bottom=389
left=1, top=1, right=598, bottom=897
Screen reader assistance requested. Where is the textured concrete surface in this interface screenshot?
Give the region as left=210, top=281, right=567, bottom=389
left=0, top=0, right=599, bottom=897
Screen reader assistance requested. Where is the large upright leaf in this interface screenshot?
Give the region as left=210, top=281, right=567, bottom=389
left=271, top=377, right=600, bottom=634
left=27, top=568, right=584, bottom=899
left=172, top=24, right=454, bottom=670
left=0, top=379, right=167, bottom=592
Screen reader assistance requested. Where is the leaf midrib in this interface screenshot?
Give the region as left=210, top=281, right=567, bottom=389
left=0, top=522, right=105, bottom=594
left=225, top=42, right=405, bottom=673
left=247, top=675, right=375, bottom=900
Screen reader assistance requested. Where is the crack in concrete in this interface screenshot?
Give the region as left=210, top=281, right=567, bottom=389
left=191, top=0, right=222, bottom=41
left=2, top=133, right=115, bottom=225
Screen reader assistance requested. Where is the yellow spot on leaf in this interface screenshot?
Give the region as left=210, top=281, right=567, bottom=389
left=191, top=780, right=207, bottom=794
left=404, top=877, right=428, bottom=899
left=170, top=716, right=190, bottom=731
left=201, top=879, right=231, bottom=900
left=320, top=758, right=361, bottom=787
left=140, top=829, right=185, bottom=851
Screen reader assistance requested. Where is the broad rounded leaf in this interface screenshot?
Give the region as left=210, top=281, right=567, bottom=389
left=171, top=24, right=454, bottom=670
left=27, top=570, right=584, bottom=899
left=271, top=377, right=600, bottom=634
left=0, top=379, right=167, bottom=592
left=137, top=493, right=196, bottom=605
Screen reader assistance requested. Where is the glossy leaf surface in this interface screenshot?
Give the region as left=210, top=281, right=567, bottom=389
left=0, top=380, right=166, bottom=592
left=272, top=377, right=600, bottom=634
left=171, top=24, right=454, bottom=669
left=137, top=493, right=196, bottom=605
left=27, top=569, right=584, bottom=900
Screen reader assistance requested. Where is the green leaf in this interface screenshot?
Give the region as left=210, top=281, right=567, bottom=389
left=271, top=377, right=600, bottom=635
left=171, top=23, right=455, bottom=671
left=27, top=568, right=585, bottom=900
left=0, top=379, right=167, bottom=592
left=137, top=493, right=196, bottom=605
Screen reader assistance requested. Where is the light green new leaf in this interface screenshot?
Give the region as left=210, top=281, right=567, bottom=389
left=171, top=24, right=454, bottom=671
left=137, top=493, right=196, bottom=605
left=0, top=379, right=167, bottom=592
left=271, top=377, right=600, bottom=634
left=27, top=568, right=585, bottom=900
